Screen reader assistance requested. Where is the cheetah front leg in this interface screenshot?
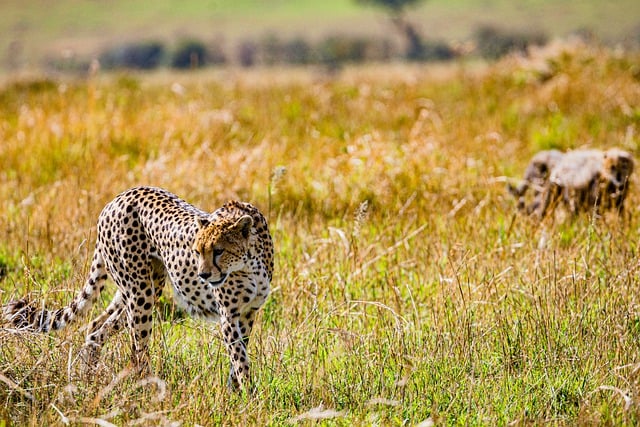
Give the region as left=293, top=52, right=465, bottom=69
left=224, top=308, right=259, bottom=390
left=220, top=314, right=250, bottom=391
left=239, top=308, right=258, bottom=347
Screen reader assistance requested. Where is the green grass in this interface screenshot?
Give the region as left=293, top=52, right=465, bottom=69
left=0, top=45, right=640, bottom=424
left=3, top=0, right=639, bottom=39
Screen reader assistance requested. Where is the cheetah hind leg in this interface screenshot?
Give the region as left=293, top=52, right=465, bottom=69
left=77, top=290, right=126, bottom=376
left=125, top=257, right=167, bottom=374
left=78, top=259, right=165, bottom=377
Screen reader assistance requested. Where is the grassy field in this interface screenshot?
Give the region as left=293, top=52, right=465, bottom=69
left=1, top=42, right=640, bottom=424
left=2, top=0, right=640, bottom=69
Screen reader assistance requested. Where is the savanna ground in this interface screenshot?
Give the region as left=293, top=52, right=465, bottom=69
left=1, top=41, right=640, bottom=425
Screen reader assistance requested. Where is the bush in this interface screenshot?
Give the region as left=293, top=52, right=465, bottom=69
left=318, top=35, right=370, bottom=66
left=170, top=39, right=208, bottom=69
left=282, top=37, right=313, bottom=65
left=206, top=41, right=228, bottom=66
left=99, top=40, right=166, bottom=70
left=409, top=39, right=457, bottom=62
left=474, top=25, right=547, bottom=59
left=258, top=34, right=313, bottom=65
left=259, top=34, right=284, bottom=66
left=237, top=40, right=258, bottom=67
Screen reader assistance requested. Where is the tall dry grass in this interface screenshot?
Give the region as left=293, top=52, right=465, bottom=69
left=1, top=42, right=640, bottom=424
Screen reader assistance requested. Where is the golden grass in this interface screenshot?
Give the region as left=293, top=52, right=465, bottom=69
left=1, top=42, right=640, bottom=424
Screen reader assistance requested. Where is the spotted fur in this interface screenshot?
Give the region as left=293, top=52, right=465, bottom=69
left=3, top=186, right=273, bottom=390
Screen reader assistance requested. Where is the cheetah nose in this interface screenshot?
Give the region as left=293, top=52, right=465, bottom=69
left=198, top=272, right=212, bottom=281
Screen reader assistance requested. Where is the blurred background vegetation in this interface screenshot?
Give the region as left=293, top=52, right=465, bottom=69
left=1, top=0, right=639, bottom=73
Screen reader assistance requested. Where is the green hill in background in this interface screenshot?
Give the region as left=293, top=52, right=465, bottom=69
left=1, top=0, right=639, bottom=70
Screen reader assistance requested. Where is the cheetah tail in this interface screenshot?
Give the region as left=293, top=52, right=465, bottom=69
left=2, top=251, right=108, bottom=333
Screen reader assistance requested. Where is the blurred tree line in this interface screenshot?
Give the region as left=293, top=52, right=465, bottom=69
left=45, top=26, right=550, bottom=73
left=42, top=0, right=559, bottom=73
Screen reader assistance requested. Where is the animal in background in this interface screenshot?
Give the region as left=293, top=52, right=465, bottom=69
left=536, top=148, right=634, bottom=218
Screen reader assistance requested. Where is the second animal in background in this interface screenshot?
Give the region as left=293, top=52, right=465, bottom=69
left=509, top=148, right=634, bottom=219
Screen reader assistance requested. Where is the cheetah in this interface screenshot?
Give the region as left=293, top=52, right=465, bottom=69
left=507, top=149, right=563, bottom=214
left=537, top=148, right=634, bottom=218
left=3, top=186, right=273, bottom=391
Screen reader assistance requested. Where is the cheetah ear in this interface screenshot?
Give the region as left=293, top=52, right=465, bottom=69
left=233, top=215, right=253, bottom=238
left=195, top=217, right=210, bottom=229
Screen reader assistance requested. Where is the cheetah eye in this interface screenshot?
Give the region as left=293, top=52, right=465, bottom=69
left=213, top=248, right=224, bottom=258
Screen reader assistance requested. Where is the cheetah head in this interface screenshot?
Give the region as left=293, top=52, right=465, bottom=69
left=192, top=214, right=253, bottom=287
left=603, top=148, right=634, bottom=188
